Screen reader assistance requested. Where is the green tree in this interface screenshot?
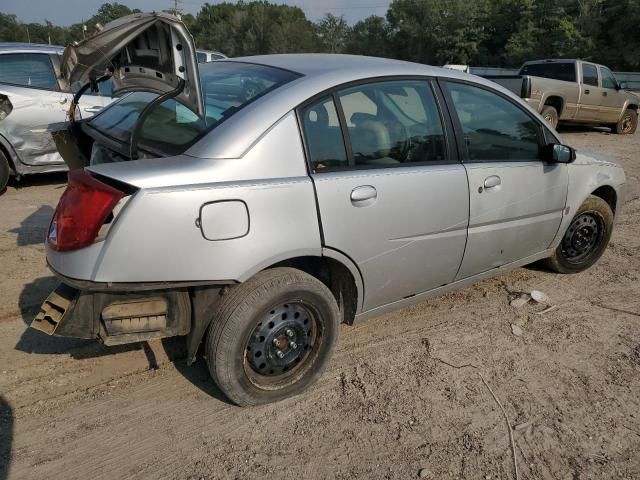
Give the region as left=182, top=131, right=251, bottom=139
left=316, top=13, right=350, bottom=53
left=387, top=0, right=489, bottom=65
left=593, top=0, right=640, bottom=70
left=0, top=13, right=24, bottom=42
left=505, top=0, right=584, bottom=66
left=190, top=2, right=318, bottom=56
left=346, top=15, right=391, bottom=57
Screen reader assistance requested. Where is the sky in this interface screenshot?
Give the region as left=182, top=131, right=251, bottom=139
left=0, top=0, right=393, bottom=25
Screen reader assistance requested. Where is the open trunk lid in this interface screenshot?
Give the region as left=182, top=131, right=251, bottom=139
left=61, top=12, right=203, bottom=117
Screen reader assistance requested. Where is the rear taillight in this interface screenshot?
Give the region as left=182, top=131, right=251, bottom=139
left=48, top=169, right=125, bottom=252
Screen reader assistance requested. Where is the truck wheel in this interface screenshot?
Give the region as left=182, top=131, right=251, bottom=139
left=0, top=150, right=10, bottom=194
left=541, top=105, right=559, bottom=129
left=545, top=195, right=613, bottom=274
left=205, top=267, right=340, bottom=406
left=614, top=109, right=638, bottom=134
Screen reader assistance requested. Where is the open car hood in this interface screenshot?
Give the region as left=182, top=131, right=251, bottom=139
left=61, top=12, right=203, bottom=116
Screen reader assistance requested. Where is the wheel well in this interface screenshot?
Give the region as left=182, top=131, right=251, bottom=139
left=592, top=185, right=617, bottom=214
left=544, top=96, right=564, bottom=116
left=269, top=256, right=358, bottom=325
left=0, top=140, right=15, bottom=174
left=628, top=104, right=638, bottom=112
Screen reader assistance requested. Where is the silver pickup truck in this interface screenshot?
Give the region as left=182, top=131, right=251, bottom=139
left=488, top=59, right=639, bottom=134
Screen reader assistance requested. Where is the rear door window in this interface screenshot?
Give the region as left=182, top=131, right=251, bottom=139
left=337, top=80, right=446, bottom=167
left=301, top=80, right=448, bottom=171
left=582, top=64, right=599, bottom=86
left=0, top=53, right=58, bottom=90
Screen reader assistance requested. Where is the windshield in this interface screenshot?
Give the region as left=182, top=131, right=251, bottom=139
left=519, top=62, right=576, bottom=83
left=88, top=61, right=301, bottom=156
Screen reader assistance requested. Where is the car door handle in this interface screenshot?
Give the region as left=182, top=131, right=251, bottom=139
left=602, top=91, right=607, bottom=96
left=83, top=106, right=103, bottom=113
left=484, top=175, right=501, bottom=189
left=350, top=185, right=377, bottom=207
left=584, top=89, right=590, bottom=94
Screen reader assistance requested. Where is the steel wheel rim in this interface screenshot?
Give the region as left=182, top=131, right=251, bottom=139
left=561, top=212, right=605, bottom=263
left=244, top=302, right=319, bottom=387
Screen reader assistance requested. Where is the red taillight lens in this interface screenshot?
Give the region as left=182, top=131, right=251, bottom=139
left=48, top=170, right=125, bottom=252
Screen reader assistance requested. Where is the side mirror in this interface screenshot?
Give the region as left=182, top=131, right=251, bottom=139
left=544, top=143, right=576, bottom=163
left=619, top=81, right=628, bottom=90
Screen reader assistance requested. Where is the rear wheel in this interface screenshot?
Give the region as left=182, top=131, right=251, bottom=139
left=541, top=105, right=559, bottom=129
left=614, top=109, right=638, bottom=134
left=205, top=267, right=340, bottom=406
left=0, top=150, right=9, bottom=194
left=545, top=195, right=614, bottom=273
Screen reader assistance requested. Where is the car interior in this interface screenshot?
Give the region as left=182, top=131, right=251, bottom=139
left=303, top=81, right=447, bottom=170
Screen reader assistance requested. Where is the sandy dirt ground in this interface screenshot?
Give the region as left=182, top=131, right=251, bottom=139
left=0, top=127, right=639, bottom=480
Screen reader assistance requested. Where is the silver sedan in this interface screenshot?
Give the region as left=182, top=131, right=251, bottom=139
left=32, top=13, right=625, bottom=406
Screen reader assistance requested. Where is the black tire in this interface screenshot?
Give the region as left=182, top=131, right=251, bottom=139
left=614, top=109, right=638, bottom=134
left=0, top=149, right=9, bottom=194
left=541, top=105, right=559, bottom=129
left=545, top=195, right=614, bottom=274
left=205, top=267, right=340, bottom=406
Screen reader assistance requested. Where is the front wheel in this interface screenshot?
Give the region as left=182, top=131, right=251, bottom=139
left=614, top=109, right=638, bottom=134
left=206, top=267, right=340, bottom=406
left=545, top=195, right=614, bottom=274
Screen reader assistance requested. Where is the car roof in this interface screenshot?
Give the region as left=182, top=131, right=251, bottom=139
left=189, top=53, right=539, bottom=160
left=0, top=43, right=64, bottom=54
left=232, top=53, right=447, bottom=78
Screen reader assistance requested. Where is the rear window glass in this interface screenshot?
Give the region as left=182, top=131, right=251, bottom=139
left=519, top=62, right=576, bottom=83
left=0, top=53, right=58, bottom=89
left=89, top=62, right=300, bottom=156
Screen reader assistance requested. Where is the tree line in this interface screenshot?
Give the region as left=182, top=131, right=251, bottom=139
left=1, top=0, right=638, bottom=71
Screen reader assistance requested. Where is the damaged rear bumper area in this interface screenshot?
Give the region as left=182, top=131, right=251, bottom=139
left=31, top=283, right=191, bottom=346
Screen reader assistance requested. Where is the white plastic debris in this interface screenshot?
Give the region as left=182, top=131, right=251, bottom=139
left=530, top=290, right=549, bottom=304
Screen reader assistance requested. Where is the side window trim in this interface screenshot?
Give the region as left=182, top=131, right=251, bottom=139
left=438, top=78, right=547, bottom=163
left=332, top=91, right=355, bottom=167
left=296, top=75, right=458, bottom=174
left=0, top=52, right=60, bottom=92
